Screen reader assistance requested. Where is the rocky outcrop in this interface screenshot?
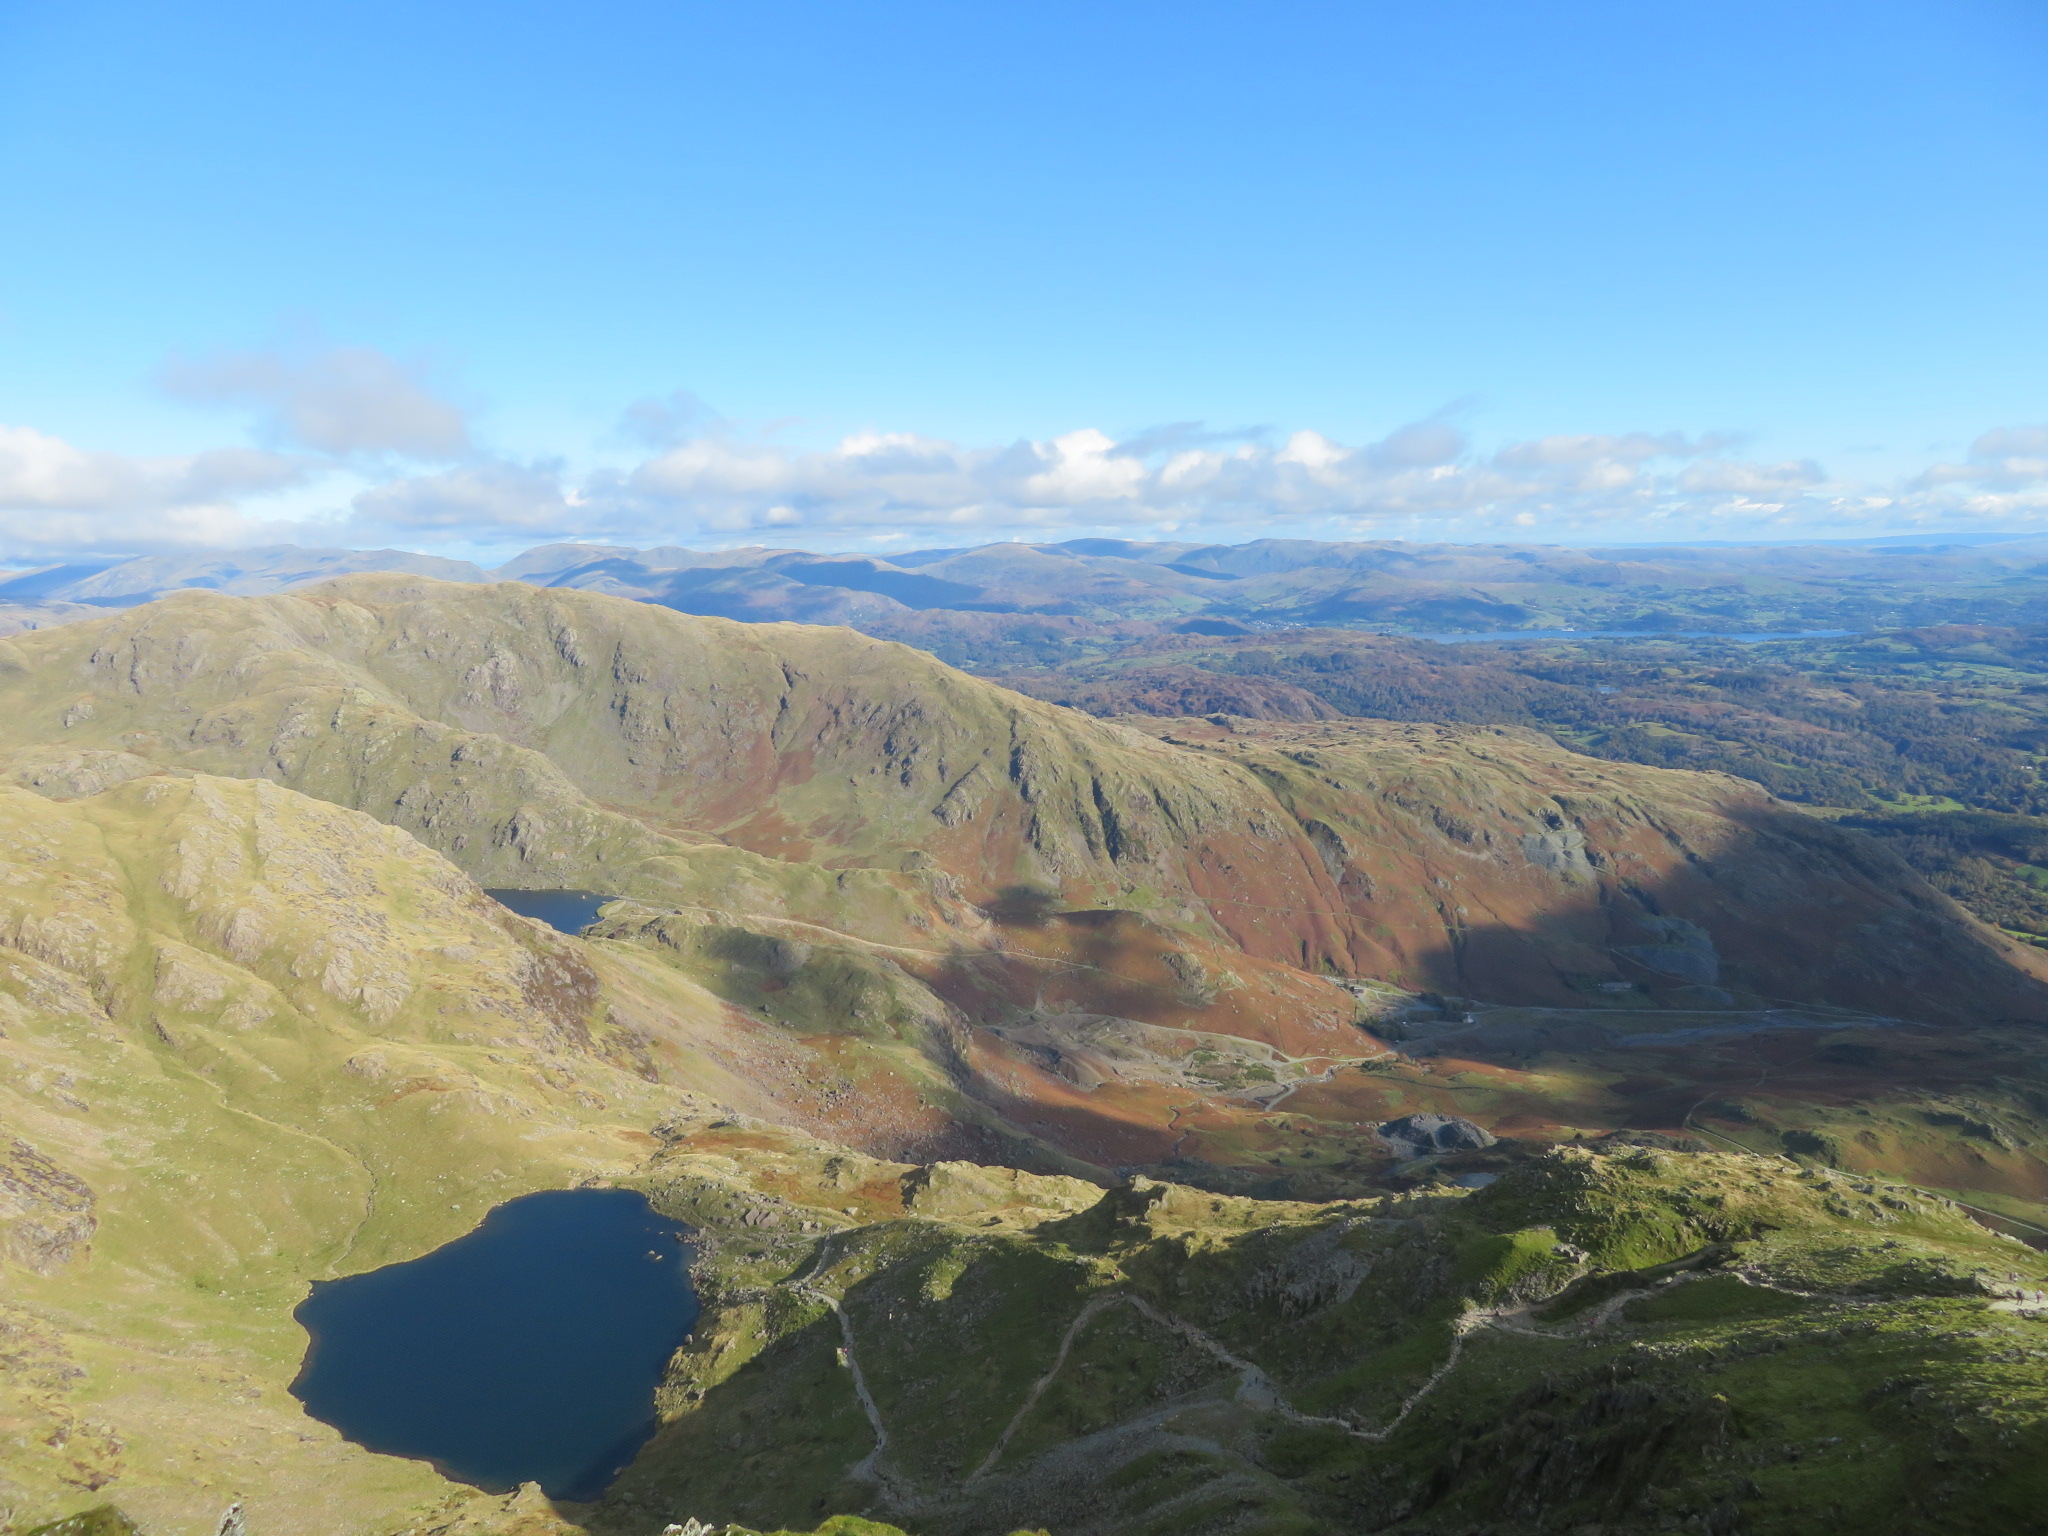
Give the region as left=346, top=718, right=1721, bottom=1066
left=0, top=1137, right=94, bottom=1272
left=21, top=1506, right=142, bottom=1536
left=1376, top=1113, right=1498, bottom=1159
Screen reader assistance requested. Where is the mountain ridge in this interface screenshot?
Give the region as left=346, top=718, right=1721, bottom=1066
left=6, top=577, right=2048, bottom=1534
left=3, top=575, right=2039, bottom=1028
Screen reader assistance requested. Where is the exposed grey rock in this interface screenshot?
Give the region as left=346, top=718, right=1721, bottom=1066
left=1618, top=915, right=1720, bottom=984
left=1301, top=818, right=1352, bottom=878
left=1376, top=1113, right=1498, bottom=1159
left=8, top=747, right=175, bottom=801
left=0, top=1137, right=96, bottom=1272
left=1522, top=826, right=1593, bottom=879
left=1241, top=1219, right=1374, bottom=1317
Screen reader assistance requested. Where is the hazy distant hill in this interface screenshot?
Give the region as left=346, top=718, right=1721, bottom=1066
left=15, top=536, right=2048, bottom=646
left=0, top=544, right=486, bottom=606
left=498, top=534, right=2048, bottom=639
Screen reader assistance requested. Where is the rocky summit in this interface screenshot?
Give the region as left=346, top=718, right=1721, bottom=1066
left=3, top=577, right=2048, bottom=1536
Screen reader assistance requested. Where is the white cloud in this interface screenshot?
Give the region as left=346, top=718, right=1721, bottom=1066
left=1899, top=424, right=2048, bottom=515
left=1961, top=425, right=2048, bottom=489
left=0, top=425, right=301, bottom=510
left=285, top=413, right=2048, bottom=548
left=1973, top=425, right=2048, bottom=461
left=1274, top=430, right=1347, bottom=470
left=162, top=343, right=469, bottom=459
left=0, top=424, right=308, bottom=553
left=1365, top=422, right=1465, bottom=469
left=7, top=361, right=2048, bottom=561
left=561, top=417, right=1844, bottom=541
left=1677, top=458, right=1824, bottom=496
left=350, top=460, right=573, bottom=531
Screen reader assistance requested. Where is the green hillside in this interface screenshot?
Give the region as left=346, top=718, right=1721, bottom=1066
left=596, top=1129, right=2048, bottom=1536
left=3, top=583, right=2048, bottom=1536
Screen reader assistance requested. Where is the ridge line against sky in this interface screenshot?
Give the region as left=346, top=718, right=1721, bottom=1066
left=3, top=1, right=2045, bottom=562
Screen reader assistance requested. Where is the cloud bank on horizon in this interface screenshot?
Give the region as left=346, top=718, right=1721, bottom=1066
left=1, top=344, right=2045, bottom=561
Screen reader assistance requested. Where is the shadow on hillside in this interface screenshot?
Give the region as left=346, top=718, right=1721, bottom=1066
left=563, top=1305, right=873, bottom=1534
left=1332, top=796, right=2048, bottom=1030
left=977, top=884, right=1063, bottom=926
left=899, top=797, right=2048, bottom=1176
left=563, top=1243, right=1089, bottom=1535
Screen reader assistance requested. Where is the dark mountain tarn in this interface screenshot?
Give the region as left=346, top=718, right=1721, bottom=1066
left=485, top=889, right=614, bottom=935
left=291, top=1189, right=698, bottom=1501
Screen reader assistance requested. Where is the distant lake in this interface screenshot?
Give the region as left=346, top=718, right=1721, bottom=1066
left=291, top=1189, right=697, bottom=1501
left=1401, top=628, right=1860, bottom=645
left=485, top=888, right=613, bottom=934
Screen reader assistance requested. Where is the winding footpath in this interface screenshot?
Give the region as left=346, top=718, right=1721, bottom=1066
left=812, top=1276, right=1498, bottom=1502
left=794, top=1292, right=923, bottom=1507
left=797, top=1241, right=1864, bottom=1511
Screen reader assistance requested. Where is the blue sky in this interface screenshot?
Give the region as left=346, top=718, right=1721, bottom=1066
left=1, top=0, right=2045, bottom=560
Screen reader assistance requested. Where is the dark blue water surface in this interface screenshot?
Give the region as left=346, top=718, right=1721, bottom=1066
left=291, top=1189, right=697, bottom=1500
left=484, top=889, right=613, bottom=935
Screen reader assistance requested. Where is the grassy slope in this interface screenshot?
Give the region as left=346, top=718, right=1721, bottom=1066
left=592, top=1133, right=2048, bottom=1536
left=0, top=577, right=1306, bottom=939
left=5, top=587, right=2048, bottom=1534
left=4, top=583, right=2045, bottom=1202
left=7, top=578, right=2041, bottom=1020
left=0, top=774, right=780, bottom=1536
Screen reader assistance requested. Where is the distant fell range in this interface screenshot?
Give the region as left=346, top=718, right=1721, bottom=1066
left=9, top=534, right=2048, bottom=650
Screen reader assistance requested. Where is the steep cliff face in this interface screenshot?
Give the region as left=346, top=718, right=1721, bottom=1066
left=0, top=577, right=2039, bottom=1030
left=1129, top=715, right=2048, bottom=1022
